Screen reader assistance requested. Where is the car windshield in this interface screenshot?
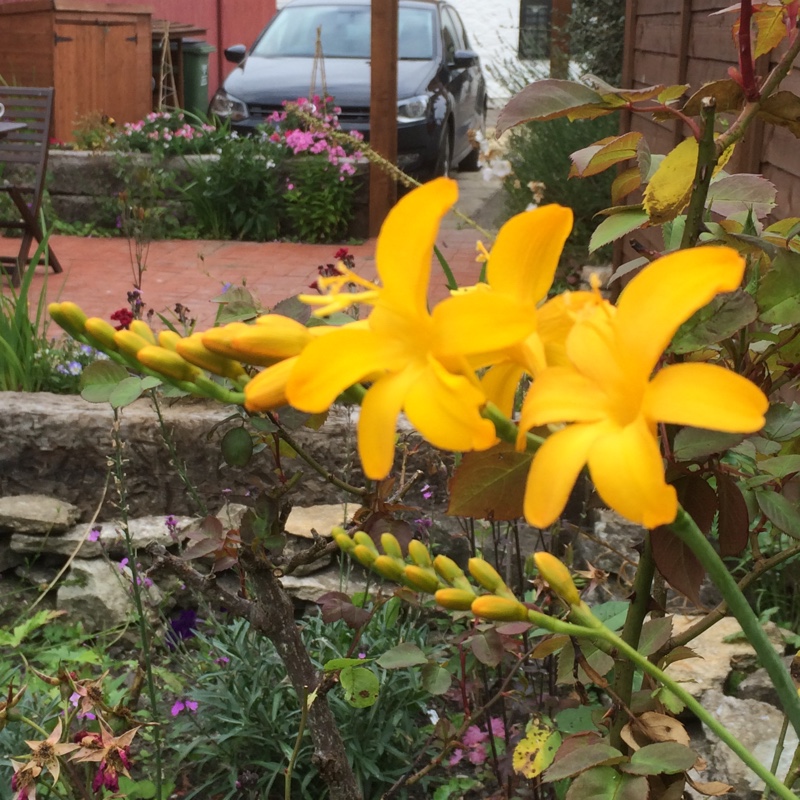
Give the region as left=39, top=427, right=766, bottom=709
left=251, top=5, right=436, bottom=59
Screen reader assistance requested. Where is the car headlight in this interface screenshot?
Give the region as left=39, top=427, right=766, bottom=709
left=209, top=90, right=249, bottom=122
left=397, top=95, right=429, bottom=123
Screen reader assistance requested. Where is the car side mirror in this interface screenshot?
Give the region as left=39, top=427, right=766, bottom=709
left=224, top=44, right=248, bottom=64
left=453, top=49, right=479, bottom=69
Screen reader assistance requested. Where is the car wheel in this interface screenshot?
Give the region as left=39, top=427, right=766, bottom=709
left=434, top=127, right=452, bottom=178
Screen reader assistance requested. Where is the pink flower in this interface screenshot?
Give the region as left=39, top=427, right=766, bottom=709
left=171, top=698, right=199, bottom=716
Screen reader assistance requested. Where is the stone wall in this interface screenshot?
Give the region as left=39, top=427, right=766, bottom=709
left=0, top=392, right=448, bottom=521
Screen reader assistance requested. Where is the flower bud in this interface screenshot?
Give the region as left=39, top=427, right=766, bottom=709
left=332, top=528, right=355, bottom=553
left=203, top=323, right=277, bottom=366
left=471, top=595, right=530, bottom=622
left=177, top=333, right=249, bottom=383
left=136, top=346, right=202, bottom=383
left=114, top=329, right=151, bottom=358
left=403, top=565, right=441, bottom=594
left=373, top=555, right=405, bottom=583
left=534, top=552, right=581, bottom=606
left=433, top=555, right=473, bottom=592
left=84, top=317, right=120, bottom=351
left=158, top=330, right=183, bottom=351
left=49, top=301, right=87, bottom=339
left=435, top=587, right=477, bottom=611
left=407, top=539, right=432, bottom=568
left=129, top=319, right=157, bottom=345
left=353, top=543, right=377, bottom=568
left=380, top=532, right=403, bottom=560
left=236, top=315, right=313, bottom=359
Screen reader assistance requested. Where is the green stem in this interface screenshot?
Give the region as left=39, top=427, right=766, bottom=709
left=482, top=402, right=544, bottom=451
left=521, top=609, right=798, bottom=800
left=609, top=532, right=656, bottom=747
left=763, top=715, right=789, bottom=800
left=669, top=508, right=800, bottom=738
left=111, top=412, right=164, bottom=800
left=680, top=97, right=718, bottom=249
left=18, top=715, right=50, bottom=738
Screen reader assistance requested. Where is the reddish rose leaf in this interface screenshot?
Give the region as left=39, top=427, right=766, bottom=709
left=447, top=443, right=531, bottom=520
left=675, top=474, right=718, bottom=534
left=471, top=627, right=505, bottom=667
left=716, top=472, right=750, bottom=556
left=652, top=526, right=705, bottom=606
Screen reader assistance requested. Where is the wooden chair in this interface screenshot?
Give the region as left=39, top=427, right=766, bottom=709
left=0, top=86, right=63, bottom=287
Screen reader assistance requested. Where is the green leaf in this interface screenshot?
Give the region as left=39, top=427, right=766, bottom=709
left=221, top=426, right=253, bottom=467
left=79, top=360, right=130, bottom=403
left=339, top=666, right=380, bottom=708
left=109, top=376, right=146, bottom=409
left=671, top=290, right=758, bottom=354
left=555, top=706, right=602, bottom=734
left=544, top=743, right=626, bottom=782
left=569, top=132, right=643, bottom=178
left=756, top=490, right=800, bottom=537
left=564, top=766, right=648, bottom=800
left=496, top=79, right=611, bottom=134
left=433, top=778, right=481, bottom=800
left=759, top=455, right=800, bottom=478
left=758, top=91, right=800, bottom=138
left=471, top=629, right=504, bottom=667
left=513, top=716, right=561, bottom=778
left=421, top=663, right=451, bottom=695
left=757, top=250, right=800, bottom=324
left=376, top=643, right=428, bottom=669
left=764, top=403, right=800, bottom=441
left=447, top=442, right=531, bottom=520
left=589, top=207, right=649, bottom=252
left=0, top=609, right=62, bottom=647
left=622, top=742, right=696, bottom=775
left=672, top=427, right=745, bottom=461
left=707, top=174, right=777, bottom=219
left=638, top=617, right=672, bottom=657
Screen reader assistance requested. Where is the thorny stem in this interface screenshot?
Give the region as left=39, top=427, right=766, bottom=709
left=680, top=98, right=719, bottom=249
left=717, top=21, right=800, bottom=155
left=110, top=413, right=164, bottom=800
left=669, top=508, right=800, bottom=739
left=738, top=0, right=760, bottom=102
left=609, top=532, right=656, bottom=749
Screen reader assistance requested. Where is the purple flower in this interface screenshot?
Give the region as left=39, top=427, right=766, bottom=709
left=88, top=525, right=102, bottom=542
left=165, top=514, right=180, bottom=540
left=171, top=698, right=198, bottom=716
left=118, top=557, right=129, bottom=572
left=166, top=608, right=198, bottom=648
left=421, top=484, right=433, bottom=500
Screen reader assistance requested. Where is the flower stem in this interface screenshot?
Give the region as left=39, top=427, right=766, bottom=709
left=482, top=402, right=544, bottom=451
left=669, top=508, right=800, bottom=738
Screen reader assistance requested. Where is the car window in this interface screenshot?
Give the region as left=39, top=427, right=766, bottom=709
left=252, top=5, right=435, bottom=60
left=442, top=7, right=468, bottom=50
left=440, top=8, right=459, bottom=64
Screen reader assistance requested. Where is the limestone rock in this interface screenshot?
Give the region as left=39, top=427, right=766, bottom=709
left=10, top=516, right=192, bottom=559
left=279, top=569, right=367, bottom=604
left=285, top=504, right=347, bottom=539
left=576, top=508, right=644, bottom=577
left=0, top=494, right=80, bottom=534
left=666, top=616, right=785, bottom=698
left=58, top=558, right=160, bottom=632
left=736, top=657, right=795, bottom=708
left=698, top=689, right=798, bottom=799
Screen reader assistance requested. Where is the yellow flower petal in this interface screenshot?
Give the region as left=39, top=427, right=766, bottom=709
left=645, top=362, right=768, bottom=432
left=244, top=358, right=296, bottom=411
left=587, top=417, right=677, bottom=528
left=518, top=366, right=609, bottom=429
left=487, top=204, right=573, bottom=305
left=432, top=289, right=540, bottom=357
left=358, top=366, right=422, bottom=478
left=538, top=290, right=605, bottom=367
left=287, top=328, right=404, bottom=412
left=524, top=422, right=604, bottom=528
left=615, top=246, right=745, bottom=378
left=404, top=358, right=497, bottom=453
left=376, top=177, right=458, bottom=315
left=480, top=362, right=526, bottom=417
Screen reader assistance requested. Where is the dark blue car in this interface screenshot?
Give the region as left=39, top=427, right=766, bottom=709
left=209, top=0, right=488, bottom=180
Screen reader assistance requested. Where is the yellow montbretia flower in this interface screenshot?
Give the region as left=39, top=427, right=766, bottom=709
left=519, top=246, right=769, bottom=530
left=286, top=177, right=498, bottom=478
left=433, top=203, right=573, bottom=415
